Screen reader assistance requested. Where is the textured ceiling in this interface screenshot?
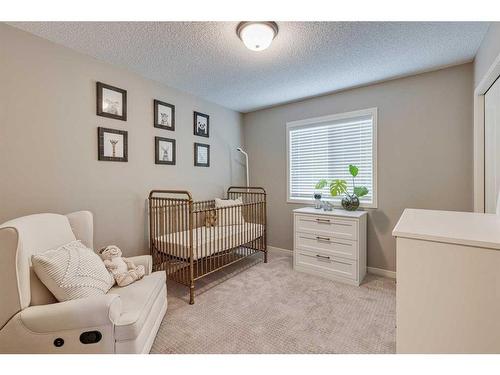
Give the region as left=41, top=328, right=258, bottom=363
left=9, top=22, right=489, bottom=113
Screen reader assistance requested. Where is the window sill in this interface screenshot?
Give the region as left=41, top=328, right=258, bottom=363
left=287, top=198, right=377, bottom=209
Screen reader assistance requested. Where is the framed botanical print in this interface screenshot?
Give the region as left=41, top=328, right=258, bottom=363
left=155, top=137, right=176, bottom=165
left=154, top=100, right=175, bottom=131
left=193, top=111, right=209, bottom=137
left=97, top=127, right=128, bottom=162
left=96, top=82, right=127, bottom=121
left=194, top=142, right=210, bottom=167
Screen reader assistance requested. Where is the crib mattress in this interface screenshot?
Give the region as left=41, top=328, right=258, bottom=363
left=154, top=223, right=264, bottom=260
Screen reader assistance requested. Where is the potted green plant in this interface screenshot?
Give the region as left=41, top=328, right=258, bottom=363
left=315, top=164, right=369, bottom=211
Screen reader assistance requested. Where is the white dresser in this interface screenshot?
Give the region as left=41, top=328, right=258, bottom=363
left=293, top=207, right=367, bottom=286
left=393, top=208, right=500, bottom=353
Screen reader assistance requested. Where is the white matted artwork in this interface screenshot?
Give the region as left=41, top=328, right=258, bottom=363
left=102, top=88, right=123, bottom=116
left=193, top=111, right=209, bottom=137
left=96, top=82, right=127, bottom=121
left=194, top=142, right=210, bottom=167
left=103, top=132, right=124, bottom=157
left=154, top=100, right=175, bottom=131
left=155, top=137, right=176, bottom=165
left=98, top=127, right=128, bottom=162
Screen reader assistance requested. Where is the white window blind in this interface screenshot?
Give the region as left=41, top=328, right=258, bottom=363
left=287, top=108, right=377, bottom=207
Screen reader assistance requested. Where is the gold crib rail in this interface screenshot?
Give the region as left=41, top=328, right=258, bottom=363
left=149, top=187, right=267, bottom=304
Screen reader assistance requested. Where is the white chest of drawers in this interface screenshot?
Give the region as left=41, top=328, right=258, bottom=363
left=293, top=207, right=367, bottom=286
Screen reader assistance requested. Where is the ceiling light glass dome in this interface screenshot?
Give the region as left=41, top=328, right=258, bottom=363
left=237, top=22, right=278, bottom=52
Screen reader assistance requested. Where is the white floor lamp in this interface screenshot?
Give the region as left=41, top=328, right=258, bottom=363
left=237, top=147, right=249, bottom=188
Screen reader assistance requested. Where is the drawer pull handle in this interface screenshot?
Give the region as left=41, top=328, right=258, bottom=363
left=331, top=241, right=350, bottom=246
left=315, top=218, right=331, bottom=223
left=316, top=254, right=331, bottom=260
left=336, top=222, right=353, bottom=227
left=316, top=236, right=331, bottom=242
left=333, top=259, right=351, bottom=266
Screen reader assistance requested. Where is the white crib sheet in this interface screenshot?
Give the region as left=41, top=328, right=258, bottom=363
left=154, top=223, right=264, bottom=260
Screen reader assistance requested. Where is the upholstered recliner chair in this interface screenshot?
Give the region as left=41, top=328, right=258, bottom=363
left=0, top=211, right=167, bottom=354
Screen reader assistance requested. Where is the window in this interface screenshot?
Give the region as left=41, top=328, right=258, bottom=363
left=287, top=108, right=377, bottom=208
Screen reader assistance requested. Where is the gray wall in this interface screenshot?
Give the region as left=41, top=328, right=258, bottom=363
left=243, top=64, right=474, bottom=272
left=474, top=22, right=500, bottom=87
left=0, top=24, right=245, bottom=256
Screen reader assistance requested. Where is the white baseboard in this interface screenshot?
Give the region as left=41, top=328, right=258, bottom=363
left=267, top=246, right=292, bottom=255
left=367, top=266, right=396, bottom=279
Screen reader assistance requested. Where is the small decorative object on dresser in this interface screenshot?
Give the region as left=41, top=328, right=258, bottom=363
left=313, top=192, right=322, bottom=209
left=322, top=201, right=333, bottom=211
left=293, top=207, right=367, bottom=286
left=96, top=82, right=127, bottom=121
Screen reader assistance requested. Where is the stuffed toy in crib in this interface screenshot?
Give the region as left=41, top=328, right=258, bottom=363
left=99, top=245, right=145, bottom=287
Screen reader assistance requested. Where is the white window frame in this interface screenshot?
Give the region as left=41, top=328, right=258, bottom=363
left=286, top=107, right=378, bottom=208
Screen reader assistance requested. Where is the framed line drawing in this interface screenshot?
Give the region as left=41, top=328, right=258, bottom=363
left=194, top=142, right=210, bottom=167
left=97, top=127, right=128, bottom=162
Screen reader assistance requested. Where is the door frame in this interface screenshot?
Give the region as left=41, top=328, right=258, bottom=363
left=474, top=52, right=500, bottom=213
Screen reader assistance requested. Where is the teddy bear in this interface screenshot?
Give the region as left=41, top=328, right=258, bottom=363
left=99, top=245, right=145, bottom=287
left=205, top=210, right=217, bottom=227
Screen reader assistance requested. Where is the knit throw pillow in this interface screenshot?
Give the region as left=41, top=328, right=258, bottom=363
left=214, top=197, right=245, bottom=225
left=32, top=240, right=114, bottom=302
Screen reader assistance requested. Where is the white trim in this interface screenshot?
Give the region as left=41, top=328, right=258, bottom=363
left=367, top=266, right=396, bottom=279
left=474, top=94, right=485, bottom=213
left=286, top=107, right=378, bottom=209
left=286, top=108, right=377, bottom=128
left=474, top=49, right=500, bottom=213
left=267, top=245, right=292, bottom=254
left=286, top=197, right=376, bottom=210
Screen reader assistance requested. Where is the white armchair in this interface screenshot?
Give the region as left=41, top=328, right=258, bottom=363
left=0, top=211, right=167, bottom=354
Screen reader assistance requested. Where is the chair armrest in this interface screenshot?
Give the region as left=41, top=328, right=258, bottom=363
left=20, top=294, right=122, bottom=333
left=128, top=255, right=153, bottom=275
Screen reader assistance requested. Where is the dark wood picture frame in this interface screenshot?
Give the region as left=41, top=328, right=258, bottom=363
left=194, top=142, right=210, bottom=167
left=96, top=82, right=127, bottom=121
left=97, top=127, right=128, bottom=162
left=154, top=99, right=175, bottom=131
left=155, top=137, right=176, bottom=165
left=193, top=111, right=209, bottom=138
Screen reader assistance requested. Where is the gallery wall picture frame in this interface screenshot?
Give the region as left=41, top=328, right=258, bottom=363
left=96, top=82, right=127, bottom=121
left=194, top=142, right=210, bottom=167
left=193, top=111, right=209, bottom=137
left=97, top=127, right=128, bottom=162
left=154, top=99, right=175, bottom=131
left=155, top=136, right=176, bottom=165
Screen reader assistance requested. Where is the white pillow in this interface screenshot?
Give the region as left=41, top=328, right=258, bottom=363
left=214, top=197, right=245, bottom=225
left=32, top=240, right=114, bottom=302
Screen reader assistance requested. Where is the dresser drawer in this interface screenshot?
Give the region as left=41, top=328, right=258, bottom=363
left=295, top=250, right=357, bottom=280
left=295, top=214, right=357, bottom=240
left=296, top=232, right=356, bottom=260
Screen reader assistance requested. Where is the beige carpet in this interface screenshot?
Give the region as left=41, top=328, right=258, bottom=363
left=151, top=250, right=396, bottom=354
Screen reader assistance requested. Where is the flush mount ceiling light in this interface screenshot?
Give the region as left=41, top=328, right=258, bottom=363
left=236, top=22, right=279, bottom=52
